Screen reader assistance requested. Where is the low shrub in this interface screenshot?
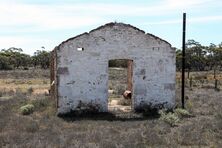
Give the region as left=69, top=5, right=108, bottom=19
left=25, top=120, right=39, bottom=133
left=27, top=87, right=34, bottom=95
left=186, top=99, right=194, bottom=113
left=174, top=108, right=191, bottom=118
left=115, top=85, right=126, bottom=95
left=159, top=110, right=180, bottom=127
left=31, top=98, right=49, bottom=111
left=20, top=104, right=34, bottom=115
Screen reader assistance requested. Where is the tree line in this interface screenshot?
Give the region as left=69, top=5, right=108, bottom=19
left=1, top=39, right=222, bottom=72
left=0, top=47, right=50, bottom=70
left=176, top=39, right=222, bottom=78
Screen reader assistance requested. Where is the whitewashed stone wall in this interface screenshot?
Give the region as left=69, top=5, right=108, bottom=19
left=55, top=23, right=175, bottom=114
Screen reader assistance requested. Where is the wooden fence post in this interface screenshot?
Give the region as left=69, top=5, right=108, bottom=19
left=189, top=77, right=192, bottom=89
left=215, top=79, right=218, bottom=90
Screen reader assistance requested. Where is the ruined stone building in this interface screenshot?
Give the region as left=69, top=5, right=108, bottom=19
left=50, top=22, right=175, bottom=115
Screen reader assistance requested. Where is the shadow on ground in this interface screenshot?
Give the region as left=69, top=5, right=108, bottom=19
left=58, top=110, right=160, bottom=122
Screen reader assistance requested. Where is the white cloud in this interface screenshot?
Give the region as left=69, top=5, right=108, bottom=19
left=0, top=0, right=221, bottom=54
left=0, top=0, right=218, bottom=32
left=189, top=15, right=222, bottom=23
left=164, top=0, right=213, bottom=8
left=51, top=0, right=217, bottom=17
left=143, top=15, right=222, bottom=25
left=0, top=2, right=105, bottom=32
left=0, top=36, right=58, bottom=55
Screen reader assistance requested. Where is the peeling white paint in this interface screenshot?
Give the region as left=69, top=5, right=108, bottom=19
left=55, top=22, right=175, bottom=114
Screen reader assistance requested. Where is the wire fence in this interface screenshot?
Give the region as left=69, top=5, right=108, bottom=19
left=176, top=71, right=222, bottom=90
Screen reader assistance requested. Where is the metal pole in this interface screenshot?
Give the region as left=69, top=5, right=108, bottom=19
left=182, top=13, right=186, bottom=109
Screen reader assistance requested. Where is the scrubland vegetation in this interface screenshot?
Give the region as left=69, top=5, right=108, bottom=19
left=0, top=47, right=50, bottom=70
left=0, top=39, right=222, bottom=147
left=0, top=68, right=222, bottom=147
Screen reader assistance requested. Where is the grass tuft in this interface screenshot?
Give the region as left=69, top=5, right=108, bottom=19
left=174, top=108, right=192, bottom=118
left=27, top=87, right=34, bottom=95
left=159, top=110, right=180, bottom=127
left=31, top=97, right=50, bottom=111
left=20, top=104, right=34, bottom=115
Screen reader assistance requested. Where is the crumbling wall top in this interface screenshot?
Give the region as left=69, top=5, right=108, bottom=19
left=56, top=22, right=171, bottom=50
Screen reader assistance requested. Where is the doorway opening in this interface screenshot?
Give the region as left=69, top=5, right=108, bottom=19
left=108, top=59, right=133, bottom=112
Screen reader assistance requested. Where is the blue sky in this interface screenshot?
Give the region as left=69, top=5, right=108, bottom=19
left=0, top=0, right=222, bottom=55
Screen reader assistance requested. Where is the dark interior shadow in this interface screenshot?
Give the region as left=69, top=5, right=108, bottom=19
left=58, top=110, right=160, bottom=122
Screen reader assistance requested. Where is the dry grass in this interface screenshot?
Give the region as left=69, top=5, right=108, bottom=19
left=0, top=69, right=222, bottom=147
left=176, top=71, right=222, bottom=92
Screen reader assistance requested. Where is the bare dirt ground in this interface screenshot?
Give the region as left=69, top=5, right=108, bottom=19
left=0, top=69, right=222, bottom=147
left=108, top=99, right=131, bottom=112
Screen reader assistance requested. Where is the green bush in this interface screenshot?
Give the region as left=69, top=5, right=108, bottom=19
left=186, top=99, right=193, bottom=113
left=20, top=104, right=34, bottom=115
left=0, top=55, right=13, bottom=70
left=174, top=108, right=191, bottom=118
left=109, top=59, right=127, bottom=68
left=159, top=110, right=180, bottom=127
left=31, top=98, right=49, bottom=111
